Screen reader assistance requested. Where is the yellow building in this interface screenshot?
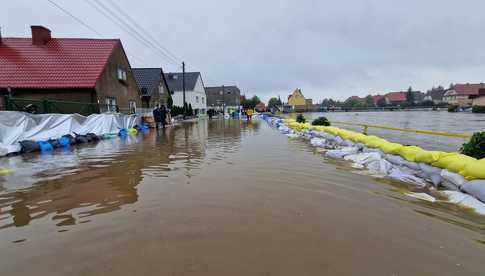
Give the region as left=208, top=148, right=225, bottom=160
left=288, top=88, right=306, bottom=106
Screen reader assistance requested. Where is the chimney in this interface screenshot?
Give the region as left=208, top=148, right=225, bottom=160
left=31, top=25, right=51, bottom=45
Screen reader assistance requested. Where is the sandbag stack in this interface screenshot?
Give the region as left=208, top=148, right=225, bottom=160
left=261, top=115, right=485, bottom=215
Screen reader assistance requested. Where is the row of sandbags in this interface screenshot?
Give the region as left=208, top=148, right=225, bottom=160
left=260, top=115, right=485, bottom=215
left=15, top=126, right=145, bottom=155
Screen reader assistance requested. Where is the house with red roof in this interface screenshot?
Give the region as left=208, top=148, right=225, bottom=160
left=0, top=26, right=141, bottom=114
left=384, top=92, right=407, bottom=106
left=444, top=83, right=485, bottom=107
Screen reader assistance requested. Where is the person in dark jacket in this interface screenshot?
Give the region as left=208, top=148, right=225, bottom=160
left=160, top=105, right=168, bottom=128
left=153, top=105, right=162, bottom=129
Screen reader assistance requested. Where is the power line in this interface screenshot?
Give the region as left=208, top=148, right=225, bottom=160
left=46, top=0, right=148, bottom=64
left=87, top=0, right=179, bottom=66
left=46, top=0, right=104, bottom=37
left=105, top=0, right=181, bottom=63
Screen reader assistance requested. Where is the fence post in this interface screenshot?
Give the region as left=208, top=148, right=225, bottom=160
left=363, top=125, right=369, bottom=135
left=43, top=100, right=50, bottom=114
left=4, top=96, right=11, bottom=110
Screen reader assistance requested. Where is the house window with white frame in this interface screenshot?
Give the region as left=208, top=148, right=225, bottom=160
left=196, top=96, right=199, bottom=103
left=105, top=97, right=117, bottom=112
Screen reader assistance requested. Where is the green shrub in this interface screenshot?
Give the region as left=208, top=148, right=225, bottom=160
left=296, top=113, right=306, bottom=123
left=472, top=105, right=485, bottom=113
left=448, top=105, right=459, bottom=112
left=461, top=132, right=485, bottom=159
left=312, top=116, right=331, bottom=126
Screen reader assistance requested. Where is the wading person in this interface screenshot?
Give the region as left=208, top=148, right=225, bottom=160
left=153, top=104, right=162, bottom=129
left=246, top=108, right=253, bottom=121
left=160, top=105, right=168, bottom=128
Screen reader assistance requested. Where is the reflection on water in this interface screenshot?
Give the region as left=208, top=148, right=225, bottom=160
left=297, top=111, right=485, bottom=151
left=0, top=120, right=256, bottom=230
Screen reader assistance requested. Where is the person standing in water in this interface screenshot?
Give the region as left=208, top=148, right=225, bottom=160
left=160, top=105, right=168, bottom=128
left=246, top=108, right=253, bottom=121
left=153, top=104, right=162, bottom=129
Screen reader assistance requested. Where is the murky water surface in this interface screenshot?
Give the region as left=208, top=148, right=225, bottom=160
left=0, top=118, right=484, bottom=275
left=301, top=111, right=485, bottom=151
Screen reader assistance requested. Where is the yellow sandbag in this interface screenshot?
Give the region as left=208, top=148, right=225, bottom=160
left=128, top=128, right=138, bottom=135
left=414, top=150, right=447, bottom=164
left=460, top=159, right=485, bottom=179
left=432, top=153, right=477, bottom=173
left=352, top=133, right=369, bottom=143
left=0, top=168, right=14, bottom=175
left=398, top=146, right=425, bottom=162
left=380, top=142, right=404, bottom=154
left=362, top=136, right=384, bottom=147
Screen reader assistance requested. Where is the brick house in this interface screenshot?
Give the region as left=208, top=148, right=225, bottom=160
left=0, top=26, right=140, bottom=113
left=133, top=68, right=170, bottom=108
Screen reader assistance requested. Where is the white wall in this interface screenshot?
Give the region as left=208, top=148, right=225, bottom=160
left=171, top=75, right=207, bottom=112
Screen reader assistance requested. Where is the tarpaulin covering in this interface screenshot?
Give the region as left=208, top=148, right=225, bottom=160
left=0, top=111, right=138, bottom=156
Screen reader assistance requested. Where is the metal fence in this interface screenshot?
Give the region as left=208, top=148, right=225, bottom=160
left=3, top=96, right=100, bottom=116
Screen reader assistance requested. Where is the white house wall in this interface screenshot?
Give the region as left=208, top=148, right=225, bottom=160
left=171, top=75, right=207, bottom=112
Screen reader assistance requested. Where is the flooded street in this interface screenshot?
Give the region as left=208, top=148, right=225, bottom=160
left=1, top=118, right=484, bottom=275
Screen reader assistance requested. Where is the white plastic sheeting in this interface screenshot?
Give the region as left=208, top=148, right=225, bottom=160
left=0, top=111, right=138, bottom=156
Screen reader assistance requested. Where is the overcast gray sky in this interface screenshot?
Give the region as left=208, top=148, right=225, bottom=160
left=2, top=0, right=485, bottom=102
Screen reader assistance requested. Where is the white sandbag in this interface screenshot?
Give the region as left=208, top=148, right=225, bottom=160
left=461, top=180, right=485, bottom=203
left=325, top=147, right=360, bottom=159
left=418, top=163, right=442, bottom=187
left=362, top=147, right=382, bottom=154
left=286, top=133, right=299, bottom=138
left=310, top=138, right=327, bottom=148
left=441, top=169, right=467, bottom=189
left=401, top=160, right=421, bottom=171
left=333, top=136, right=344, bottom=145
left=366, top=159, right=394, bottom=175
left=405, top=192, right=436, bottom=202
left=384, top=154, right=407, bottom=166
left=340, top=139, right=355, bottom=147
left=344, top=152, right=381, bottom=165
left=442, top=191, right=485, bottom=215
left=388, top=167, right=427, bottom=187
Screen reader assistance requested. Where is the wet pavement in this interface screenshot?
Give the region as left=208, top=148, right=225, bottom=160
left=0, top=119, right=484, bottom=275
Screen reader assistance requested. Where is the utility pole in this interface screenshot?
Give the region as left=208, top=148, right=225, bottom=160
left=222, top=85, right=225, bottom=117
left=182, top=61, right=186, bottom=119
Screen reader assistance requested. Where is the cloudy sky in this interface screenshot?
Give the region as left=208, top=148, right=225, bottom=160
left=2, top=0, right=485, bottom=102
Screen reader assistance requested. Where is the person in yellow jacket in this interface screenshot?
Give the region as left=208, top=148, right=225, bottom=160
left=246, top=109, right=254, bottom=121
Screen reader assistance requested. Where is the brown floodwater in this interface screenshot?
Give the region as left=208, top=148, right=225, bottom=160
left=0, top=119, right=484, bottom=275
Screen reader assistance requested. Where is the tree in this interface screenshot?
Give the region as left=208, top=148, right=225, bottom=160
left=377, top=97, right=387, bottom=107
left=268, top=97, right=280, bottom=109
left=188, top=103, right=194, bottom=116
left=241, top=95, right=261, bottom=109
left=406, top=86, right=415, bottom=105
left=167, top=91, right=173, bottom=109
left=364, top=95, right=375, bottom=107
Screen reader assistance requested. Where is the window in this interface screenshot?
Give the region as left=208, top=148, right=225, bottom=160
left=116, top=67, right=127, bottom=83
left=105, top=97, right=117, bottom=112
left=202, top=97, right=205, bottom=104
left=129, top=101, right=136, bottom=114
left=196, top=96, right=199, bottom=103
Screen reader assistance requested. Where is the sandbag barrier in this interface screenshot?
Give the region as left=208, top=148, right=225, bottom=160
left=14, top=125, right=148, bottom=156
left=259, top=114, right=485, bottom=216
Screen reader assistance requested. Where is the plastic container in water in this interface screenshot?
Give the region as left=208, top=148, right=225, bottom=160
left=58, top=136, right=71, bottom=147
left=37, top=141, right=53, bottom=152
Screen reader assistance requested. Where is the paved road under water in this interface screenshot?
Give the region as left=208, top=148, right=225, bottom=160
left=0, top=119, right=484, bottom=275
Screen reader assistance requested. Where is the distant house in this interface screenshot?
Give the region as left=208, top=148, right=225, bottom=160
left=288, top=89, right=306, bottom=106
left=384, top=92, right=407, bottom=106
left=255, top=102, right=266, bottom=112
left=205, top=86, right=241, bottom=113
left=0, top=26, right=141, bottom=114
left=372, top=95, right=387, bottom=105
left=444, top=83, right=485, bottom=107
left=133, top=68, right=170, bottom=109
left=164, top=72, right=207, bottom=114
left=424, top=89, right=446, bottom=104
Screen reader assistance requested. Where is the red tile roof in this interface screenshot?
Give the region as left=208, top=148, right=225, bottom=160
left=451, top=83, right=485, bottom=95
left=385, top=92, right=406, bottom=102
left=0, top=38, right=119, bottom=89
